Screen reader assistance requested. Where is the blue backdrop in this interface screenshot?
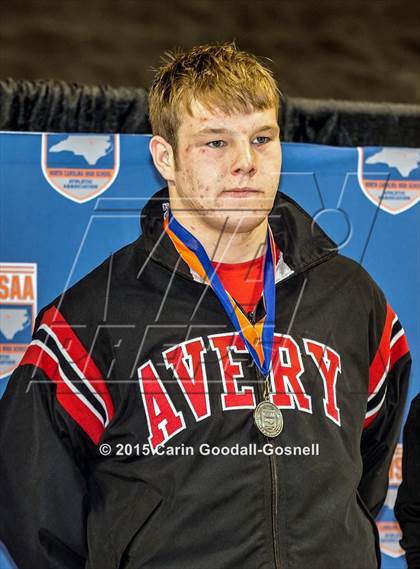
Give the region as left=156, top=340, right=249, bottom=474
left=0, top=132, right=418, bottom=567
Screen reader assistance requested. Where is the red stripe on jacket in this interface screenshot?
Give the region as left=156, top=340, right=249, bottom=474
left=41, top=306, right=115, bottom=422
left=364, top=304, right=410, bottom=429
left=20, top=343, right=105, bottom=444
left=368, top=304, right=395, bottom=397
left=390, top=333, right=410, bottom=370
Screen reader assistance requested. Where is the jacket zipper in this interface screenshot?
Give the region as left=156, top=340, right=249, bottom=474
left=248, top=310, right=282, bottom=569
left=151, top=253, right=312, bottom=569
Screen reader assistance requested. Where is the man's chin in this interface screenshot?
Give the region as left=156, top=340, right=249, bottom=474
left=205, top=212, right=269, bottom=234
left=216, top=194, right=275, bottom=213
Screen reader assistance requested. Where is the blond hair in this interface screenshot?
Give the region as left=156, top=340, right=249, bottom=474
left=148, top=42, right=281, bottom=154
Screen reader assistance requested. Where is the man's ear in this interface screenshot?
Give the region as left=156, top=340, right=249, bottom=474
left=149, top=135, right=176, bottom=182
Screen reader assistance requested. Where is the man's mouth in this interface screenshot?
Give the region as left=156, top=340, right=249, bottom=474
left=222, top=188, right=261, bottom=197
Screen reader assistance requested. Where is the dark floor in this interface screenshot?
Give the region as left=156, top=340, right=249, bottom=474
left=1, top=0, right=419, bottom=104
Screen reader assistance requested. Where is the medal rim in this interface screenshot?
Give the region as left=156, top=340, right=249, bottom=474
left=253, top=400, right=283, bottom=437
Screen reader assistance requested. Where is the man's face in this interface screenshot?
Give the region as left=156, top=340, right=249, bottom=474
left=168, top=100, right=282, bottom=236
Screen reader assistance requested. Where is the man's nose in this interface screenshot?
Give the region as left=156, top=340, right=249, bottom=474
left=231, top=142, right=257, bottom=176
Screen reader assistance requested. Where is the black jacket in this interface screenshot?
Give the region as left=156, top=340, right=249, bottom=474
left=0, top=189, right=412, bottom=569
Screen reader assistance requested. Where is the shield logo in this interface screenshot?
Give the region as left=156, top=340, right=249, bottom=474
left=41, top=134, right=120, bottom=203
left=357, top=147, right=420, bottom=214
left=0, top=263, right=37, bottom=379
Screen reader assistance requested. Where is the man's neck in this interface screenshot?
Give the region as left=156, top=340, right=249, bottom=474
left=170, top=212, right=269, bottom=264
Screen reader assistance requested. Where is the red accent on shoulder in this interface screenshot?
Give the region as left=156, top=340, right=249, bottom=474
left=390, top=333, right=410, bottom=370
left=21, top=343, right=105, bottom=444
left=364, top=304, right=410, bottom=430
left=368, top=303, right=395, bottom=396
left=41, top=306, right=115, bottom=422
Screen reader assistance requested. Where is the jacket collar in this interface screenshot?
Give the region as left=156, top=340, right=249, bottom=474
left=139, top=187, right=337, bottom=281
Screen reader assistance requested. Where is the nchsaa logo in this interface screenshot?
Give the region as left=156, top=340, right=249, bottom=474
left=0, top=263, right=37, bottom=379
left=41, top=134, right=120, bottom=203
left=358, top=147, right=419, bottom=214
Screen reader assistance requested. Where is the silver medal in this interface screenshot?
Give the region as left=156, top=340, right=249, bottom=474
left=254, top=400, right=283, bottom=437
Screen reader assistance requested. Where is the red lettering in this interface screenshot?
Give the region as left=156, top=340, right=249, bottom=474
left=303, top=339, right=341, bottom=425
left=137, top=360, right=185, bottom=450
left=270, top=334, right=312, bottom=412
left=209, top=333, right=255, bottom=410
left=163, top=338, right=210, bottom=421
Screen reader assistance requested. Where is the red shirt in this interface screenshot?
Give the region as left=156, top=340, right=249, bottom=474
left=211, top=246, right=280, bottom=315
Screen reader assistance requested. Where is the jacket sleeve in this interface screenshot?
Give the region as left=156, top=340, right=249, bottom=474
left=394, top=394, right=420, bottom=569
left=0, top=304, right=115, bottom=569
left=358, top=299, right=412, bottom=518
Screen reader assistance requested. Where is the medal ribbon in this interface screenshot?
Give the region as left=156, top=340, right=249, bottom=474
left=163, top=209, right=276, bottom=376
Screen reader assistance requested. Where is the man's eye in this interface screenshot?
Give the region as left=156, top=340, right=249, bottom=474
left=207, top=140, right=226, bottom=149
left=253, top=136, right=271, bottom=145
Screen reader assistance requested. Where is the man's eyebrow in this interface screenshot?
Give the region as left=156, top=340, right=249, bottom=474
left=195, top=127, right=233, bottom=135
left=195, top=125, right=279, bottom=136
left=256, top=125, right=280, bottom=133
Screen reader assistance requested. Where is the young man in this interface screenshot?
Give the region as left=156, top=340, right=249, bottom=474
left=0, top=43, right=412, bottom=569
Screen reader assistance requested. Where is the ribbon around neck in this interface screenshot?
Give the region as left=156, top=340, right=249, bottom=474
left=163, top=208, right=276, bottom=377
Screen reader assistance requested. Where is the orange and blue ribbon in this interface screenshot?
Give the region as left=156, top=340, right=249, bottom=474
left=163, top=209, right=276, bottom=376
